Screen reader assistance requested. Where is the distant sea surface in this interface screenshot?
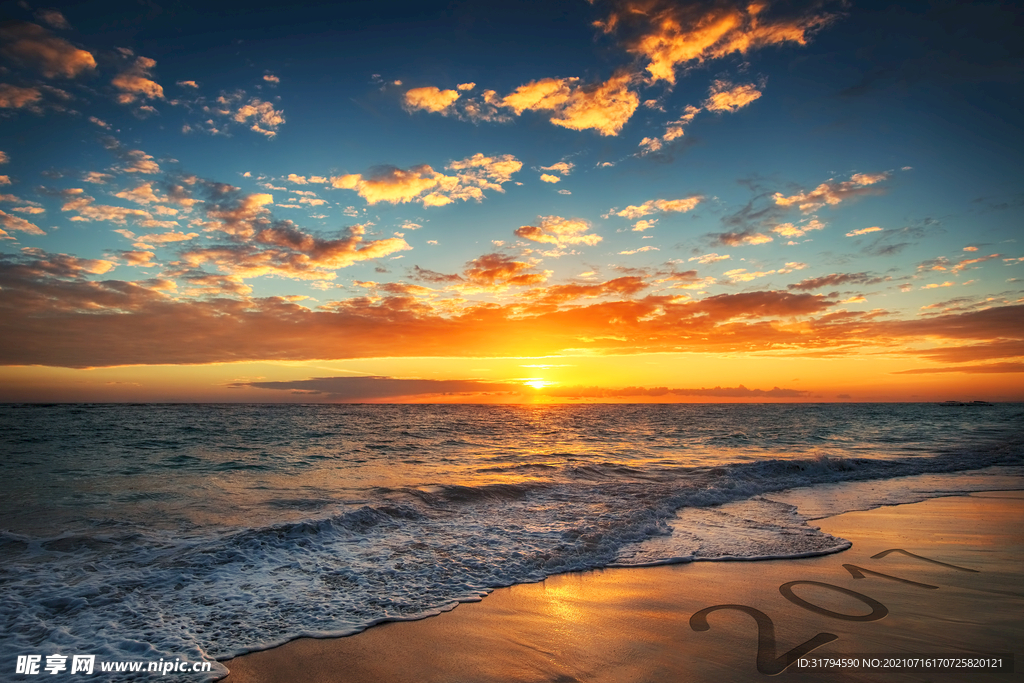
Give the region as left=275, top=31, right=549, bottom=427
left=2, top=403, right=1022, bottom=679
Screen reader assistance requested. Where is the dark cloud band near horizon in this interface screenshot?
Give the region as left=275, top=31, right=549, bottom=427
left=235, top=376, right=810, bottom=401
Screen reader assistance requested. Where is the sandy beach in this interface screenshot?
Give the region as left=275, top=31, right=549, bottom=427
left=220, top=490, right=1023, bottom=682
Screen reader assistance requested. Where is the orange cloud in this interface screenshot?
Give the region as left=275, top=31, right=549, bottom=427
left=34, top=9, right=71, bottom=30
left=911, top=340, right=1024, bottom=364
left=0, top=84, right=43, bottom=109
left=233, top=99, right=285, bottom=137
left=331, top=166, right=440, bottom=204
left=134, top=231, right=197, bottom=246
left=540, top=173, right=561, bottom=183
left=182, top=223, right=410, bottom=281
left=712, top=230, right=773, bottom=246
left=203, top=192, right=275, bottom=238
left=60, top=189, right=154, bottom=225
left=257, top=222, right=410, bottom=267
left=404, top=86, right=461, bottom=114
left=286, top=174, right=328, bottom=185
left=120, top=149, right=160, bottom=174
left=331, top=154, right=521, bottom=207
left=951, top=253, right=1001, bottom=273
left=526, top=276, right=649, bottom=306
left=374, top=282, right=436, bottom=297
left=462, top=252, right=550, bottom=290
left=136, top=218, right=179, bottom=229
left=1, top=195, right=30, bottom=208
left=19, top=247, right=114, bottom=276
left=891, top=362, right=1024, bottom=375
left=81, top=171, right=113, bottom=184
left=703, top=80, right=762, bottom=113
left=0, top=209, right=45, bottom=236
left=416, top=74, right=643, bottom=134
left=114, top=183, right=161, bottom=204
left=0, top=22, right=95, bottom=78
left=638, top=104, right=700, bottom=155
left=546, top=73, right=639, bottom=136
left=666, top=275, right=715, bottom=290
left=205, top=91, right=286, bottom=137
left=620, top=246, right=659, bottom=255
left=455, top=89, right=513, bottom=123
left=515, top=215, right=601, bottom=248
left=595, top=0, right=835, bottom=85
left=723, top=267, right=775, bottom=282
left=540, top=162, right=574, bottom=175
left=916, top=256, right=948, bottom=272
left=97, top=140, right=162, bottom=176
left=112, top=56, right=164, bottom=104
left=689, top=253, right=730, bottom=264
left=787, top=272, right=886, bottom=291
left=846, top=226, right=883, bottom=237
left=771, top=218, right=825, bottom=238
left=121, top=250, right=156, bottom=266
left=501, top=73, right=639, bottom=136
left=445, top=152, right=522, bottom=190
left=774, top=172, right=889, bottom=212
left=406, top=253, right=551, bottom=295
left=178, top=273, right=251, bottom=297
left=501, top=77, right=574, bottom=114
left=167, top=182, right=200, bottom=209
left=613, top=195, right=702, bottom=219
left=696, top=290, right=833, bottom=319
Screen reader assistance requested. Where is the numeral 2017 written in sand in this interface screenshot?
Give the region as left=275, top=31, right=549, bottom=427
left=689, top=549, right=988, bottom=676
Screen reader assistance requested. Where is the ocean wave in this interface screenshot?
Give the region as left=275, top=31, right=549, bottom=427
left=1, top=404, right=1022, bottom=681
left=2, top=461, right=1021, bottom=682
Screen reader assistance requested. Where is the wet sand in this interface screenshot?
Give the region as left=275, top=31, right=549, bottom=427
left=220, top=491, right=1023, bottom=682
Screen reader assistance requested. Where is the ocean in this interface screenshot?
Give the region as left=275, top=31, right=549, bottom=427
left=2, top=403, right=1022, bottom=680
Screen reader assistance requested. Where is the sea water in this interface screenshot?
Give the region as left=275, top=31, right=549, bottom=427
left=1, top=403, right=1022, bottom=679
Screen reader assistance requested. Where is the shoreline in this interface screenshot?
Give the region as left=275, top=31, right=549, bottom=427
left=219, top=490, right=1024, bottom=682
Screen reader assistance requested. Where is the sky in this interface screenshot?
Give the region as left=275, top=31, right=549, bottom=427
left=0, top=0, right=1022, bottom=403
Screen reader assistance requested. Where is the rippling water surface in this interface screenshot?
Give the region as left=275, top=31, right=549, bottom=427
left=2, top=403, right=1022, bottom=679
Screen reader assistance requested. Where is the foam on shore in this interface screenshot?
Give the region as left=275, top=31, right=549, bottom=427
left=220, top=491, right=1024, bottom=683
